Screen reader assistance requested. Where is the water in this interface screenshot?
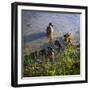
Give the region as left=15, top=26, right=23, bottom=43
left=22, top=10, right=80, bottom=51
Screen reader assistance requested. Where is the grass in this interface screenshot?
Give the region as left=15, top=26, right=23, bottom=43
left=23, top=44, right=80, bottom=77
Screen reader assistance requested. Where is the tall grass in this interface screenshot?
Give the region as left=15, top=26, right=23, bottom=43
left=23, top=44, right=80, bottom=77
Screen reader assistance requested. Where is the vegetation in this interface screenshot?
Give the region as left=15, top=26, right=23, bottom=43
left=23, top=33, right=80, bottom=77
